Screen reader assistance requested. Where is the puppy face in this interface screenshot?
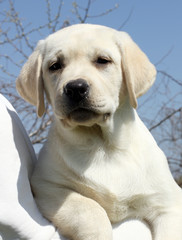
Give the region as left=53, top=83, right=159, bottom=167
left=42, top=26, right=123, bottom=126
left=16, top=24, right=156, bottom=127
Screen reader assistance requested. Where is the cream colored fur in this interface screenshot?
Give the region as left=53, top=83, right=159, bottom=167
left=16, top=24, right=182, bottom=240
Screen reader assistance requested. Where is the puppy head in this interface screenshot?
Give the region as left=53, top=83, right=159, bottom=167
left=16, top=24, right=156, bottom=127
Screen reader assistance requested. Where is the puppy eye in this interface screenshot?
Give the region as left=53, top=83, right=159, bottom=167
left=49, top=62, right=63, bottom=71
left=96, top=57, right=111, bottom=65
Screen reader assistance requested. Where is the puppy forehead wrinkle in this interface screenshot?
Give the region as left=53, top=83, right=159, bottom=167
left=47, top=50, right=64, bottom=63
left=44, top=40, right=119, bottom=65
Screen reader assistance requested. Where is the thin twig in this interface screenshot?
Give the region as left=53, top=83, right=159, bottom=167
left=149, top=107, right=182, bottom=131
left=158, top=70, right=182, bottom=86
left=118, top=7, right=134, bottom=30
left=154, top=47, right=174, bottom=66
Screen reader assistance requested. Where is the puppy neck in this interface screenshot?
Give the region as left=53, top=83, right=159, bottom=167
left=54, top=99, right=136, bottom=150
left=100, top=100, right=136, bottom=147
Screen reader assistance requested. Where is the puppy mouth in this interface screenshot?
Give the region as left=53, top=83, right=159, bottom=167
left=55, top=96, right=111, bottom=125
left=68, top=108, right=99, bottom=122
left=67, top=107, right=111, bottom=125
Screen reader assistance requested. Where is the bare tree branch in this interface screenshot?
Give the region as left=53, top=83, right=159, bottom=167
left=45, top=0, right=64, bottom=32
left=72, top=0, right=92, bottom=23
left=118, top=7, right=134, bottom=30
left=87, top=4, right=119, bottom=19
left=149, top=107, right=182, bottom=131
left=154, top=47, right=174, bottom=66
left=158, top=70, right=182, bottom=86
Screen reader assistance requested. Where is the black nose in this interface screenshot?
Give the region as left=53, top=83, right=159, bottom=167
left=64, top=79, right=89, bottom=102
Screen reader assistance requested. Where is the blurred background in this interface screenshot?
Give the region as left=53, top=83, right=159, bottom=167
left=0, top=0, right=181, bottom=182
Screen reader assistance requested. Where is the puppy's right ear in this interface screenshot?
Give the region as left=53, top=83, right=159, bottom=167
left=16, top=41, right=45, bottom=117
left=116, top=32, right=156, bottom=109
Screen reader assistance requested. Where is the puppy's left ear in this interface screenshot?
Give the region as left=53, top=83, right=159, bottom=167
left=117, top=32, right=156, bottom=108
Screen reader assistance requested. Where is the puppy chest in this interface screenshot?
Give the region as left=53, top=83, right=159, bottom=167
left=67, top=165, right=151, bottom=223
left=74, top=179, right=152, bottom=223
left=58, top=142, right=157, bottom=221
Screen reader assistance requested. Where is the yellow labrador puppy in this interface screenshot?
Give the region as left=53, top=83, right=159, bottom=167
left=16, top=24, right=182, bottom=240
